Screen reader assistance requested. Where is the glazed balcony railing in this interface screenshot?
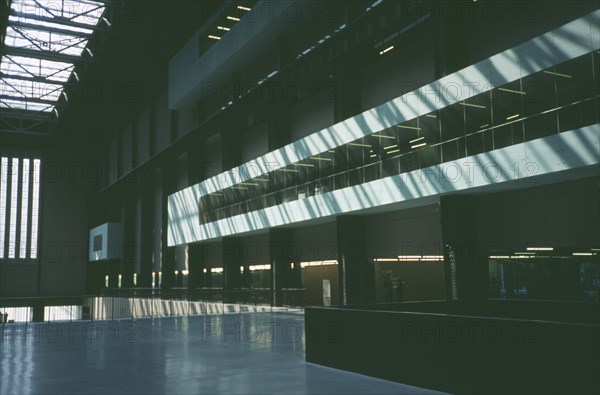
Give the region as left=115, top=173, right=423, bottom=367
left=199, top=50, right=600, bottom=224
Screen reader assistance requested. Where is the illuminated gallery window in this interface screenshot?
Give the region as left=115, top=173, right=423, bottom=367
left=0, top=157, right=42, bottom=259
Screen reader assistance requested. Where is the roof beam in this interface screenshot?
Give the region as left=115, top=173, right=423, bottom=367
left=2, top=46, right=90, bottom=63
left=9, top=9, right=108, bottom=33
left=9, top=20, right=93, bottom=38
left=0, top=110, right=57, bottom=122
left=0, top=72, right=71, bottom=86
left=1, top=94, right=57, bottom=105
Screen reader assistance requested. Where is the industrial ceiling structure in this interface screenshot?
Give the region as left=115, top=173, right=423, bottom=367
left=0, top=0, right=110, bottom=136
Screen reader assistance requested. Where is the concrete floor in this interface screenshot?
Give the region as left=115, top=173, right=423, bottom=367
left=1, top=312, right=447, bottom=394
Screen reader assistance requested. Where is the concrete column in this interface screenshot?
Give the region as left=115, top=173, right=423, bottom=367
left=270, top=228, right=292, bottom=306
left=336, top=216, right=375, bottom=305
left=223, top=237, right=241, bottom=301
left=440, top=195, right=487, bottom=300
left=160, top=163, right=176, bottom=290
left=138, top=173, right=154, bottom=288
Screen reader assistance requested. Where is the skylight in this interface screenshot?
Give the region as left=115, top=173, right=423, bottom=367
left=0, top=0, right=108, bottom=117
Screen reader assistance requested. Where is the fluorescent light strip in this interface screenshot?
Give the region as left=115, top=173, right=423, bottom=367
left=217, top=26, right=230, bottom=31
left=310, top=157, right=333, bottom=162
left=327, top=150, right=335, bottom=153
left=277, top=168, right=299, bottom=173
left=526, top=247, right=554, bottom=251
left=383, top=144, right=398, bottom=150
left=379, top=45, right=394, bottom=55
left=411, top=143, right=426, bottom=149
left=397, top=125, right=421, bottom=130
left=208, top=35, right=221, bottom=40
left=498, top=87, right=526, bottom=95
left=409, top=137, right=424, bottom=144
left=372, top=133, right=396, bottom=139
left=543, top=70, right=571, bottom=78
left=489, top=256, right=510, bottom=259
left=374, top=258, right=399, bottom=262
left=227, top=16, right=241, bottom=21
left=386, top=149, right=400, bottom=154
left=237, top=5, right=251, bottom=11
left=231, top=186, right=247, bottom=190
left=293, top=163, right=315, bottom=167
left=398, top=255, right=422, bottom=259
left=514, top=252, right=534, bottom=255
left=239, top=182, right=259, bottom=186
left=480, top=124, right=490, bottom=128
left=369, top=154, right=377, bottom=158
left=255, top=178, right=269, bottom=182
left=573, top=252, right=593, bottom=256
left=348, top=143, right=371, bottom=148
left=425, top=114, right=437, bottom=118
left=506, top=114, right=520, bottom=120
left=460, top=102, right=486, bottom=109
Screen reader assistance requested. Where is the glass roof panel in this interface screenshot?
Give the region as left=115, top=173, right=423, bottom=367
left=1, top=0, right=107, bottom=116
left=6, top=27, right=88, bottom=56
left=0, top=78, right=64, bottom=101
left=0, top=98, right=54, bottom=112
left=0, top=56, right=74, bottom=82
left=10, top=0, right=106, bottom=26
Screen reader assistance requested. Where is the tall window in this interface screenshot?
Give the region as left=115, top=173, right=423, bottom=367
left=0, top=157, right=41, bottom=260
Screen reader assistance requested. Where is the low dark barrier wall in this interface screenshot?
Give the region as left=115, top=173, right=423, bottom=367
left=305, top=302, right=600, bottom=394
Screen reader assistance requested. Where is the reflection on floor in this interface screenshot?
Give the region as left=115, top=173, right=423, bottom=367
left=0, top=312, right=447, bottom=394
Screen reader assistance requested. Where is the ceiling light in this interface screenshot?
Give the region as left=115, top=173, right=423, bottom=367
left=514, top=252, right=535, bottom=255
left=372, top=133, right=396, bottom=139
left=239, top=182, right=259, bottom=186
left=460, top=102, right=486, bottom=109
left=398, top=125, right=421, bottom=130
left=208, top=35, right=221, bottom=40
left=217, top=26, right=230, bottom=31
left=374, top=258, right=398, bottom=262
left=506, top=114, right=520, bottom=120
left=231, top=186, right=247, bottom=190
left=411, top=143, right=426, bottom=149
left=277, top=168, right=299, bottom=173
left=293, top=163, right=315, bottom=167
left=237, top=5, right=251, bottom=11
left=499, top=87, right=526, bottom=95
left=386, top=149, right=400, bottom=154
left=543, top=70, right=571, bottom=78
left=227, top=16, right=241, bottom=21
left=489, top=256, right=510, bottom=259
left=348, top=143, right=371, bottom=148
left=573, top=252, right=593, bottom=256
left=369, top=154, right=377, bottom=158
left=409, top=137, right=424, bottom=144
left=526, top=247, right=554, bottom=251
left=383, top=144, right=398, bottom=150
left=480, top=124, right=490, bottom=128
left=425, top=114, right=437, bottom=118
left=379, top=45, right=394, bottom=55
left=310, top=157, right=333, bottom=162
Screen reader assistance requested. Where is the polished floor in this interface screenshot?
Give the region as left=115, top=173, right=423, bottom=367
left=0, top=312, right=447, bottom=394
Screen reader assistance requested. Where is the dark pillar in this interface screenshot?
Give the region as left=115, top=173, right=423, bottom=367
left=188, top=243, right=205, bottom=290
left=107, top=259, right=119, bottom=288
left=121, top=183, right=136, bottom=287
left=223, top=237, right=241, bottom=301
left=138, top=173, right=154, bottom=287
left=270, top=228, right=292, bottom=306
left=440, top=196, right=487, bottom=300
left=434, top=4, right=470, bottom=79
left=161, top=164, right=176, bottom=290
left=336, top=216, right=375, bottom=305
